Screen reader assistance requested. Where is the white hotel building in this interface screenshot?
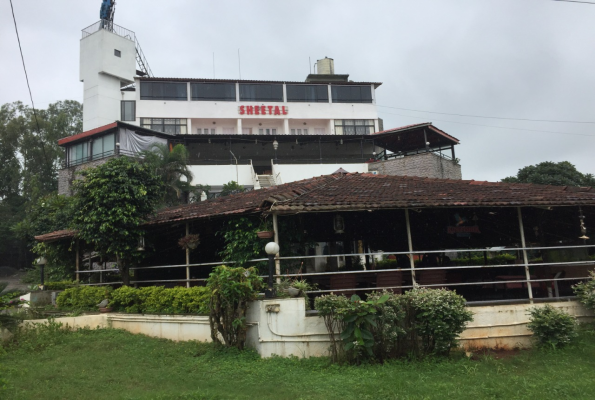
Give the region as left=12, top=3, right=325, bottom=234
left=59, top=21, right=461, bottom=195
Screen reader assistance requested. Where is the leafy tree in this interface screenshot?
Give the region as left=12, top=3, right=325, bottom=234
left=141, top=143, right=193, bottom=206
left=502, top=161, right=595, bottom=187
left=220, top=181, right=245, bottom=197
left=71, top=157, right=163, bottom=285
left=218, top=217, right=265, bottom=271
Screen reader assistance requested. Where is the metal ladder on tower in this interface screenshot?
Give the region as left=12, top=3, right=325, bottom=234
left=135, top=37, right=153, bottom=77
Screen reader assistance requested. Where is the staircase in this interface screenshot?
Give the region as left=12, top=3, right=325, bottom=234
left=258, top=175, right=276, bottom=188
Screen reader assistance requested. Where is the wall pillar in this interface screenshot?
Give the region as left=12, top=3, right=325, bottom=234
left=284, top=119, right=289, bottom=135
left=237, top=118, right=242, bottom=135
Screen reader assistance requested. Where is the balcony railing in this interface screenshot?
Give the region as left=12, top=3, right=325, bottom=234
left=81, top=20, right=135, bottom=42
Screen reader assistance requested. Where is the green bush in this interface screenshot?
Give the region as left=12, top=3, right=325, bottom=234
left=55, top=286, right=112, bottom=311
left=573, top=270, right=595, bottom=311
left=527, top=305, right=577, bottom=349
left=44, top=281, right=77, bottom=291
left=316, top=288, right=473, bottom=363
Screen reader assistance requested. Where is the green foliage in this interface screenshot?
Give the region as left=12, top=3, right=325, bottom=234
left=340, top=294, right=389, bottom=362
left=527, top=305, right=578, bottom=349
left=502, top=161, right=595, bottom=187
left=573, top=271, right=595, bottom=311
left=401, top=288, right=473, bottom=356
left=55, top=286, right=112, bottom=311
left=316, top=288, right=473, bottom=363
left=218, top=217, right=265, bottom=271
left=43, top=281, right=77, bottom=291
left=220, top=181, right=245, bottom=197
left=71, top=157, right=164, bottom=285
left=140, top=143, right=194, bottom=206
left=109, top=286, right=211, bottom=315
left=207, top=265, right=262, bottom=350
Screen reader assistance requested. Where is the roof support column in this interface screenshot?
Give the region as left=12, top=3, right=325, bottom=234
left=517, top=207, right=534, bottom=303
left=185, top=222, right=191, bottom=288
left=405, top=209, right=417, bottom=287
left=273, top=212, right=280, bottom=283
left=237, top=118, right=242, bottom=135
left=423, top=129, right=429, bottom=152
left=75, top=240, right=80, bottom=282
left=451, top=144, right=455, bottom=161
left=319, top=137, right=322, bottom=163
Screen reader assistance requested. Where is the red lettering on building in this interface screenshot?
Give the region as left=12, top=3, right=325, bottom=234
left=247, top=106, right=254, bottom=115
left=261, top=105, right=266, bottom=115
left=274, top=106, right=281, bottom=115
left=238, top=105, right=288, bottom=116
left=268, top=106, right=274, bottom=115
left=255, top=106, right=260, bottom=115
left=282, top=106, right=288, bottom=115
left=239, top=105, right=245, bottom=115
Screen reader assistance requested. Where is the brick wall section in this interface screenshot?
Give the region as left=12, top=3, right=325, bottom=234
left=58, top=156, right=118, bottom=196
left=368, top=152, right=462, bottom=180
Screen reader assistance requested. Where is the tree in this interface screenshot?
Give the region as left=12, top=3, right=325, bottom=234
left=220, top=181, right=245, bottom=197
left=141, top=143, right=193, bottom=206
left=71, top=157, right=163, bottom=285
left=502, top=161, right=595, bottom=187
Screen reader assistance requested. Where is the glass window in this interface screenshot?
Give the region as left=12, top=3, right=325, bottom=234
left=291, top=129, right=296, bottom=135
left=331, top=85, right=373, bottom=103
left=140, top=82, right=187, bottom=100
left=121, top=101, right=136, bottom=121
left=92, top=133, right=115, bottom=158
left=69, top=142, right=88, bottom=166
left=286, top=85, right=329, bottom=102
left=140, top=118, right=187, bottom=134
left=239, top=84, right=283, bottom=101
left=334, top=120, right=375, bottom=135
left=191, top=83, right=236, bottom=101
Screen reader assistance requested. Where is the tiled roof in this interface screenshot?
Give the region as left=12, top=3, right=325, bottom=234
left=57, top=122, right=118, bottom=146
left=34, top=229, right=76, bottom=243
left=373, top=123, right=460, bottom=144
left=35, top=174, right=595, bottom=242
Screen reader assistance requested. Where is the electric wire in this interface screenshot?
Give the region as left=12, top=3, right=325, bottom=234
left=9, top=0, right=51, bottom=168
left=553, top=0, right=595, bottom=4
left=376, top=104, right=595, bottom=124
left=378, top=110, right=595, bottom=137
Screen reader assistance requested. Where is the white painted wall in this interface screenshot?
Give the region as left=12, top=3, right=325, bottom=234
left=188, top=164, right=255, bottom=187
left=80, top=29, right=136, bottom=131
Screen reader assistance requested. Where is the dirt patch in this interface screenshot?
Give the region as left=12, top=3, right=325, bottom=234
left=469, top=348, right=524, bottom=361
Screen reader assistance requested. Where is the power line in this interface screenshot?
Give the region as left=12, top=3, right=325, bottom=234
left=376, top=105, right=595, bottom=124
left=553, top=0, right=595, bottom=4
left=9, top=0, right=50, bottom=169
left=378, top=110, right=595, bottom=137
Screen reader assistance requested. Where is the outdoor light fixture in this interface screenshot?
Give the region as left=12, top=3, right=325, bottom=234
left=264, top=242, right=280, bottom=298
left=272, top=140, right=279, bottom=150
left=36, top=256, right=47, bottom=289
left=578, top=206, right=590, bottom=240
left=334, top=214, right=345, bottom=234
left=137, top=236, right=145, bottom=251
left=340, top=139, right=343, bottom=145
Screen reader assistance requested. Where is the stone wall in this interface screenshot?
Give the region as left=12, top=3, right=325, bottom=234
left=368, top=152, right=462, bottom=180
left=58, top=156, right=117, bottom=196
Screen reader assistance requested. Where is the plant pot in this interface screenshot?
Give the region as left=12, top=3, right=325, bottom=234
left=99, top=307, right=113, bottom=313
left=257, top=231, right=274, bottom=239
left=286, top=287, right=300, bottom=297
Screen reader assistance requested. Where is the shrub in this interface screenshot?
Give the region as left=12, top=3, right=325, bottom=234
left=314, top=294, right=350, bottom=362
left=401, top=288, right=473, bottom=356
left=104, top=286, right=211, bottom=315
left=527, top=305, right=577, bottom=349
left=44, top=281, right=77, bottom=291
left=367, top=291, right=406, bottom=360
left=55, top=286, right=112, bottom=311
left=573, top=270, right=595, bottom=311
left=207, top=265, right=262, bottom=350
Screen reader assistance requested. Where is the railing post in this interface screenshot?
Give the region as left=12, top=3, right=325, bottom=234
left=517, top=207, right=534, bottom=303
left=185, top=223, right=190, bottom=288
left=75, top=240, right=80, bottom=282
left=273, top=213, right=280, bottom=283
left=405, top=209, right=417, bottom=287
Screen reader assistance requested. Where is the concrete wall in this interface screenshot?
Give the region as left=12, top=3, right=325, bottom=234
left=188, top=164, right=256, bottom=188
left=23, top=299, right=593, bottom=357
left=58, top=156, right=117, bottom=195
left=368, top=152, right=462, bottom=180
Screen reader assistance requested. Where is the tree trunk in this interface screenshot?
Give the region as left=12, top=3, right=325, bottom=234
left=117, top=255, right=130, bottom=286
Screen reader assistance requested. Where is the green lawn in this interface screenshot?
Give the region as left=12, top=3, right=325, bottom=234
left=1, top=323, right=595, bottom=400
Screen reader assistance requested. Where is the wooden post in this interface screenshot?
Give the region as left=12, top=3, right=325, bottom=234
left=75, top=240, right=80, bottom=282
left=185, top=223, right=190, bottom=288
left=405, top=209, right=417, bottom=287
left=517, top=207, right=534, bottom=303
left=273, top=212, right=280, bottom=283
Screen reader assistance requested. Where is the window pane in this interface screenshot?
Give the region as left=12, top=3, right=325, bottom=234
left=286, top=84, right=328, bottom=102
left=303, top=129, right=307, bottom=135
left=211, top=129, right=216, bottom=134
left=121, top=101, right=135, bottom=121
left=239, top=84, right=283, bottom=101
left=335, top=126, right=343, bottom=135
left=140, top=82, right=187, bottom=100
left=355, top=126, right=366, bottom=135
left=103, top=134, right=115, bottom=155
left=191, top=83, right=236, bottom=101
left=355, top=120, right=365, bottom=125
left=331, top=85, right=373, bottom=103
left=344, top=126, right=356, bottom=135
left=179, top=126, right=187, bottom=134
left=291, top=129, right=295, bottom=134
left=344, top=120, right=354, bottom=125
left=92, top=138, right=103, bottom=157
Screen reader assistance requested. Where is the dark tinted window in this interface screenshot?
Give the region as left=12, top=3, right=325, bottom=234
left=331, top=85, right=373, bottom=103
left=121, top=101, right=135, bottom=121
left=239, top=84, right=283, bottom=101
left=286, top=85, right=329, bottom=102
left=191, top=83, right=236, bottom=101
left=140, top=82, right=187, bottom=100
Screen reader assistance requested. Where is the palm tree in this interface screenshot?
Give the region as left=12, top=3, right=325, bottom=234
left=141, top=143, right=193, bottom=206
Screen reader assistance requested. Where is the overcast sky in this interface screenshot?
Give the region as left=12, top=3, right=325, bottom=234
left=1, top=0, right=594, bottom=181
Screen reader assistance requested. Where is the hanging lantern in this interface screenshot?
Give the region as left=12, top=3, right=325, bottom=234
left=578, top=206, right=590, bottom=240
left=137, top=236, right=145, bottom=251
left=334, top=214, right=345, bottom=234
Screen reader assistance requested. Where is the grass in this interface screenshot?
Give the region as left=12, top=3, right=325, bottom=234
left=1, top=323, right=595, bottom=400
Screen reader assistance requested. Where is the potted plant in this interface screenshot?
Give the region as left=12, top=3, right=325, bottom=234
left=178, top=234, right=200, bottom=250
left=256, top=218, right=274, bottom=239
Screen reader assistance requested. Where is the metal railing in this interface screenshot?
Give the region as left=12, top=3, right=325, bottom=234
left=78, top=244, right=595, bottom=305
left=81, top=20, right=136, bottom=41
left=61, top=150, right=137, bottom=169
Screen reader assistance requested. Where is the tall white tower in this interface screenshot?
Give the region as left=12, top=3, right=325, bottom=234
left=80, top=25, right=136, bottom=131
